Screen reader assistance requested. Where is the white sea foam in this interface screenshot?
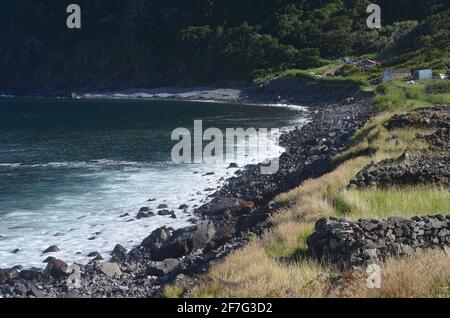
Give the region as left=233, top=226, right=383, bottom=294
left=0, top=163, right=22, bottom=168
left=0, top=126, right=294, bottom=269
left=0, top=160, right=146, bottom=170
left=259, top=103, right=308, bottom=112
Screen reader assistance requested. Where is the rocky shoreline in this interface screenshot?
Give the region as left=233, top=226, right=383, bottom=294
left=0, top=85, right=374, bottom=298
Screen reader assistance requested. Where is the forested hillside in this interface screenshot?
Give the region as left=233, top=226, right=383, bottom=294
left=0, top=0, right=449, bottom=93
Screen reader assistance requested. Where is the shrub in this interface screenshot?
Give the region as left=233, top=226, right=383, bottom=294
left=425, top=81, right=450, bottom=94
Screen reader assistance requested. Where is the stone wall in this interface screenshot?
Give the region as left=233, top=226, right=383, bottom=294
left=348, top=155, right=450, bottom=189
left=307, top=215, right=450, bottom=268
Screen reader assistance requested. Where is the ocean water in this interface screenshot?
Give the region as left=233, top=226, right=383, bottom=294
left=0, top=97, right=307, bottom=268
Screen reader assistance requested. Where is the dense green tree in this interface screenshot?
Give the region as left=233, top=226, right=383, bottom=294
left=0, top=0, right=449, bottom=93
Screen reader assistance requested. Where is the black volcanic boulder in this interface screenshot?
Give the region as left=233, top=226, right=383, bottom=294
left=158, top=209, right=175, bottom=217
left=111, top=244, right=128, bottom=262
left=44, top=258, right=68, bottom=279
left=0, top=268, right=18, bottom=285
left=87, top=251, right=101, bottom=258
left=150, top=221, right=216, bottom=261
left=43, top=245, right=60, bottom=254
left=195, top=197, right=245, bottom=216
left=141, top=226, right=173, bottom=252
left=43, top=256, right=56, bottom=263
left=137, top=207, right=155, bottom=219
left=18, top=269, right=43, bottom=281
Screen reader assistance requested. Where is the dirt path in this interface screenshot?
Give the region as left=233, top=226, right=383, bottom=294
left=323, top=64, right=345, bottom=76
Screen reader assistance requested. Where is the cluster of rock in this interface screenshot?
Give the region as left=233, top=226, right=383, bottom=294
left=422, top=127, right=450, bottom=152
left=213, top=100, right=373, bottom=200
left=307, top=215, right=450, bottom=268
left=348, top=154, right=450, bottom=189
left=0, top=220, right=225, bottom=298
left=136, top=205, right=181, bottom=220
left=349, top=104, right=450, bottom=189
left=386, top=105, right=450, bottom=130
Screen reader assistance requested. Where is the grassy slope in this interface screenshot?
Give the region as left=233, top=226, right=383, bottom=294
left=164, top=67, right=450, bottom=298
left=374, top=80, right=450, bottom=112
left=253, top=60, right=370, bottom=88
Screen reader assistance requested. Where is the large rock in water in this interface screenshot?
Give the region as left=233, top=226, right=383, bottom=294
left=150, top=221, right=216, bottom=261
left=43, top=245, right=60, bottom=254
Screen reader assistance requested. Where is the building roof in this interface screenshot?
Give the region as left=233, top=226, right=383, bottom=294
left=357, top=59, right=380, bottom=66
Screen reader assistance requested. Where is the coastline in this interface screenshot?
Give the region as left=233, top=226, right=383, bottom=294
left=4, top=74, right=370, bottom=107
left=0, top=85, right=374, bottom=298
left=0, top=95, right=306, bottom=269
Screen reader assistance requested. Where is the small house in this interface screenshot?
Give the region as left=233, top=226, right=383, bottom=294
left=382, top=69, right=411, bottom=82
left=412, top=69, right=433, bottom=80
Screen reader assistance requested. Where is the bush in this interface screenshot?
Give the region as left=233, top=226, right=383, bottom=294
left=335, top=64, right=360, bottom=77
left=425, top=81, right=450, bottom=94
left=373, top=84, right=405, bottom=112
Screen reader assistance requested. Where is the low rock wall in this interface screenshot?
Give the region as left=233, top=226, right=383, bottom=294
left=307, top=215, right=450, bottom=268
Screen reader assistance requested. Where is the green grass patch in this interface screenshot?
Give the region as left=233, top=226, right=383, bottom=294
left=264, top=236, right=293, bottom=259
left=338, top=187, right=450, bottom=221
left=264, top=228, right=313, bottom=260
left=373, top=79, right=450, bottom=113
left=253, top=64, right=369, bottom=87
left=333, top=197, right=353, bottom=216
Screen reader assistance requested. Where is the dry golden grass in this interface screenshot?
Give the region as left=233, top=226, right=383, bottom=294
left=191, top=240, right=334, bottom=298
left=167, top=111, right=450, bottom=299
left=276, top=156, right=370, bottom=208
left=353, top=249, right=450, bottom=298
left=186, top=158, right=370, bottom=298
